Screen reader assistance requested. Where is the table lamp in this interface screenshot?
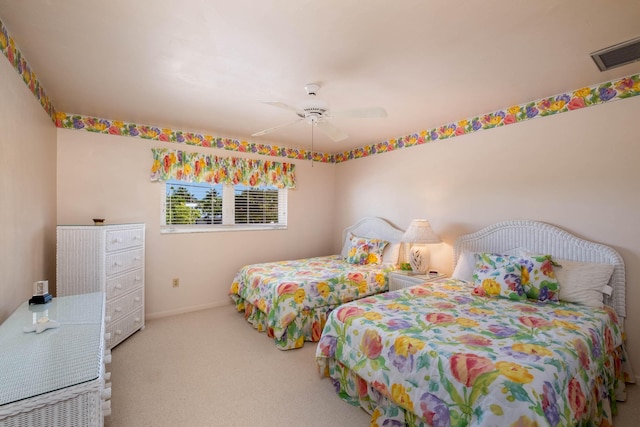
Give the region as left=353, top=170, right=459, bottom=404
left=402, top=219, right=441, bottom=274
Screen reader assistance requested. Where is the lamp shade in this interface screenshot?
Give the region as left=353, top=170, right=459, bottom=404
left=402, top=219, right=441, bottom=244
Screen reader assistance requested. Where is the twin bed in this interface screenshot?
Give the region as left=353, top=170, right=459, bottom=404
left=229, top=218, right=633, bottom=426
left=316, top=220, right=633, bottom=426
left=229, top=217, right=404, bottom=349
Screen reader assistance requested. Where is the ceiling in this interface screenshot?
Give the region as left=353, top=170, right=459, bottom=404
left=1, top=0, right=639, bottom=155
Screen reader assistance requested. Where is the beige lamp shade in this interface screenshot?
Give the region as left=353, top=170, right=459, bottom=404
left=402, top=219, right=441, bottom=274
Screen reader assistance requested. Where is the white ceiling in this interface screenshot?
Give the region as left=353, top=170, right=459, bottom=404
left=1, top=0, right=639, bottom=154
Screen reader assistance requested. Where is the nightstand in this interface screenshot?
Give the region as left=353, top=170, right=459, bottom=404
left=388, top=270, right=447, bottom=291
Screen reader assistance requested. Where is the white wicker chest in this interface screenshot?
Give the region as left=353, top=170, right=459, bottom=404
left=0, top=293, right=109, bottom=427
left=56, top=223, right=145, bottom=349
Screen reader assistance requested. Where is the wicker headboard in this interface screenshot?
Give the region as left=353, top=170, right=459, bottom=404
left=342, top=217, right=404, bottom=245
left=453, top=220, right=626, bottom=320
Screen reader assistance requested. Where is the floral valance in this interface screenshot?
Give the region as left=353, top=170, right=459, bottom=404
left=150, top=148, right=296, bottom=189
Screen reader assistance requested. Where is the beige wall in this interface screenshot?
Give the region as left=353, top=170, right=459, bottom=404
left=334, top=95, right=640, bottom=379
left=56, top=130, right=337, bottom=317
left=0, top=54, right=57, bottom=321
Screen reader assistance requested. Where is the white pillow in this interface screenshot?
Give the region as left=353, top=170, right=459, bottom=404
left=555, top=259, right=614, bottom=308
left=451, top=251, right=476, bottom=282
left=382, top=242, right=401, bottom=265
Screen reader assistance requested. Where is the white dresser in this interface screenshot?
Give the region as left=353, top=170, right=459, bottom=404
left=57, top=223, right=145, bottom=349
left=0, top=293, right=110, bottom=426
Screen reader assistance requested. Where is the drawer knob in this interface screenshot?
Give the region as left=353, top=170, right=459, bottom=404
left=104, top=333, right=111, bottom=341
left=135, top=317, right=141, bottom=323
left=115, top=329, right=122, bottom=335
left=115, top=284, right=122, bottom=289
left=112, top=238, right=123, bottom=243
left=104, top=372, right=111, bottom=381
left=102, top=387, right=112, bottom=399
left=104, top=354, right=112, bottom=364
left=114, top=261, right=122, bottom=267
left=115, top=307, right=122, bottom=312
left=134, top=256, right=141, bottom=261
left=134, top=297, right=141, bottom=302
left=135, top=276, right=141, bottom=281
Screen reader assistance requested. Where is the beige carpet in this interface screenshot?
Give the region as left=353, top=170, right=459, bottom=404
left=104, top=304, right=640, bottom=427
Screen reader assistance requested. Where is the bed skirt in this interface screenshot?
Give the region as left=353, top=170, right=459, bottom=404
left=317, top=345, right=632, bottom=427
left=230, top=295, right=337, bottom=350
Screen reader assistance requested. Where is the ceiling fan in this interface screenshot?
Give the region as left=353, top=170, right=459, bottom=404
left=252, top=83, right=387, bottom=142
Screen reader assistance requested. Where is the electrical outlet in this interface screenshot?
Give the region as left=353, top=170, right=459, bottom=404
left=172, top=278, right=180, bottom=288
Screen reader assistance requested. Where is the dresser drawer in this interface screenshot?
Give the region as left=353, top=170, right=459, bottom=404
left=105, top=228, right=144, bottom=252
left=106, top=268, right=143, bottom=299
left=105, top=288, right=143, bottom=324
left=106, top=308, right=144, bottom=348
left=105, top=249, right=143, bottom=277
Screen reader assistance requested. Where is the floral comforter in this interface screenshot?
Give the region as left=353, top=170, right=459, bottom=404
left=229, top=255, right=393, bottom=350
left=316, top=279, right=626, bottom=426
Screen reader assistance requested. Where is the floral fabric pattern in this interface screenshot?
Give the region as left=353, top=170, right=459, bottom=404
left=345, top=235, right=389, bottom=265
left=472, top=253, right=526, bottom=300
left=316, top=279, right=625, bottom=426
left=229, top=255, right=393, bottom=349
left=520, top=253, right=560, bottom=302
left=150, top=148, right=296, bottom=189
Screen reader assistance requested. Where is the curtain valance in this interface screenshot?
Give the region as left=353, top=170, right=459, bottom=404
left=150, top=148, right=296, bottom=189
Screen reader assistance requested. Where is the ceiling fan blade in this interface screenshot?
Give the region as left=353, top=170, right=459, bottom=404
left=316, top=120, right=348, bottom=142
left=331, top=107, right=387, bottom=118
left=261, top=101, right=299, bottom=113
left=252, top=118, right=303, bottom=137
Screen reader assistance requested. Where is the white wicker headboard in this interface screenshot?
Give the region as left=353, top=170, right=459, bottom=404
left=453, top=220, right=626, bottom=319
left=340, top=217, right=405, bottom=262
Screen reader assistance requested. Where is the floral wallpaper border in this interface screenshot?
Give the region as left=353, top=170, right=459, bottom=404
left=2, top=17, right=639, bottom=164
left=335, top=74, right=640, bottom=163
left=0, top=18, right=56, bottom=121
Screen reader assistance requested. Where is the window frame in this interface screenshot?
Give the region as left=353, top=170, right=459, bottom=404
left=160, top=180, right=287, bottom=234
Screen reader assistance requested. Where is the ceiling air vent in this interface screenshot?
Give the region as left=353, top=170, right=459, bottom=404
left=591, top=37, right=640, bottom=71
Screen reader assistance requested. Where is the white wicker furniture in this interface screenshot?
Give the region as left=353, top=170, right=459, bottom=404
left=0, top=293, right=109, bottom=427
left=454, top=220, right=626, bottom=320
left=57, top=223, right=145, bottom=349
left=388, top=271, right=446, bottom=291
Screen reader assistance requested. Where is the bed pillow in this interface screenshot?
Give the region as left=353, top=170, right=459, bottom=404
left=381, top=242, right=401, bottom=265
left=518, top=253, right=560, bottom=303
left=554, top=259, right=614, bottom=308
left=344, top=234, right=389, bottom=265
left=472, top=253, right=526, bottom=301
left=451, top=251, right=476, bottom=282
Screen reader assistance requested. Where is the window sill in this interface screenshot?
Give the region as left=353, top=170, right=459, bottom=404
left=160, top=224, right=287, bottom=234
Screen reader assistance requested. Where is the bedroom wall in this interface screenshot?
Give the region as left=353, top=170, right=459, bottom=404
left=0, top=52, right=57, bottom=322
left=333, top=95, right=640, bottom=379
left=56, top=129, right=336, bottom=318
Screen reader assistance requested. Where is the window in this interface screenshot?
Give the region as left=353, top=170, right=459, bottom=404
left=162, top=180, right=287, bottom=233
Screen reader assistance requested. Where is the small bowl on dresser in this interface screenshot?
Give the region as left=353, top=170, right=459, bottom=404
left=93, top=218, right=105, bottom=225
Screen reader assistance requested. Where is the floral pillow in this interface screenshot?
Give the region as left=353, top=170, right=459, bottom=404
left=518, top=252, right=560, bottom=303
left=472, top=253, right=526, bottom=301
left=345, top=235, right=389, bottom=265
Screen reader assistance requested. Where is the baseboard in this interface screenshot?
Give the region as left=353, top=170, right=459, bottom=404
left=146, top=299, right=233, bottom=320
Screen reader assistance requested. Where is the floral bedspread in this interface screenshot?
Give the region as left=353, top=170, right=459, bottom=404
left=229, top=255, right=393, bottom=349
left=316, top=279, right=626, bottom=426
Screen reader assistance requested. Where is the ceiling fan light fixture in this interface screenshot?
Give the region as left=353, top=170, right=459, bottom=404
left=252, top=83, right=386, bottom=142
